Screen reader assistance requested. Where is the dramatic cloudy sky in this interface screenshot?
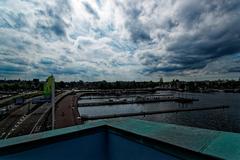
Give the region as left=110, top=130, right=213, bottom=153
left=0, top=0, right=240, bottom=81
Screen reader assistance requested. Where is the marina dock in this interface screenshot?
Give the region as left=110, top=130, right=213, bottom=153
left=81, top=105, right=229, bottom=120
left=78, top=96, right=198, bottom=107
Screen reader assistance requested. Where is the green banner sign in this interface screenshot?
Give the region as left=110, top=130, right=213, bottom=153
left=43, top=75, right=54, bottom=97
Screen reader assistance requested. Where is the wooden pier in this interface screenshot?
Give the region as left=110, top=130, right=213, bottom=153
left=81, top=105, right=229, bottom=120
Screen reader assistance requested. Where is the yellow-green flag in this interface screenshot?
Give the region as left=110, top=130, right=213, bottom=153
left=43, top=75, right=54, bottom=97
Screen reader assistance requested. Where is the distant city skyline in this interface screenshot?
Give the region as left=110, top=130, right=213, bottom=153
left=0, top=0, right=240, bottom=81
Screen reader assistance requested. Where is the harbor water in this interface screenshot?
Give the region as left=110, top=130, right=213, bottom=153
left=78, top=91, right=240, bottom=133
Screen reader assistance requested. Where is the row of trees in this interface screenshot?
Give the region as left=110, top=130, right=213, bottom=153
left=0, top=79, right=240, bottom=92
left=0, top=81, right=43, bottom=92
left=56, top=80, right=158, bottom=90
left=56, top=79, right=240, bottom=91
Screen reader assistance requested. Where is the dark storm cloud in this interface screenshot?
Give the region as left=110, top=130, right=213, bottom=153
left=34, top=1, right=72, bottom=40
left=95, top=0, right=102, bottom=8
left=0, top=12, right=27, bottom=29
left=54, top=67, right=86, bottom=75
left=82, top=2, right=100, bottom=19
left=139, top=0, right=240, bottom=75
left=36, top=64, right=93, bottom=76
left=129, top=26, right=151, bottom=43
left=228, top=67, right=240, bottom=73
left=36, top=19, right=66, bottom=39
left=40, top=58, right=55, bottom=65
left=4, top=58, right=29, bottom=66
left=123, top=4, right=152, bottom=43
left=0, top=35, right=31, bottom=52
left=0, top=64, right=26, bottom=74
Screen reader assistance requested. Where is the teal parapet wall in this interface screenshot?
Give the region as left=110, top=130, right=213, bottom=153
left=0, top=118, right=239, bottom=160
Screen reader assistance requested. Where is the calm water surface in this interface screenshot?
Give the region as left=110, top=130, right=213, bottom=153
left=78, top=91, right=240, bottom=133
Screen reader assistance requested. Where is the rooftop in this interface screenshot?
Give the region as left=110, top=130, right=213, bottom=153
left=0, top=118, right=239, bottom=160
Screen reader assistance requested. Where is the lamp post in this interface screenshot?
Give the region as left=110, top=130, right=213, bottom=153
left=51, top=75, right=55, bottom=130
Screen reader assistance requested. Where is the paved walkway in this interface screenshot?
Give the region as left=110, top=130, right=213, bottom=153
left=55, top=95, right=82, bottom=129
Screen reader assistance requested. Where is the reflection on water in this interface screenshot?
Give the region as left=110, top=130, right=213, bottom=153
left=78, top=91, right=240, bottom=133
